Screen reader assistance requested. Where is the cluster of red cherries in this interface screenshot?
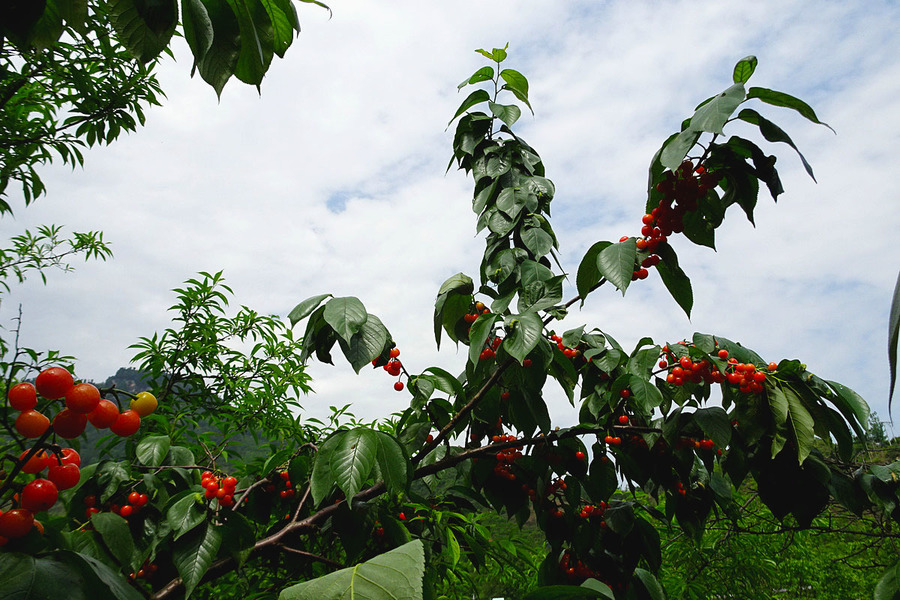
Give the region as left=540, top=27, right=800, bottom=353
left=84, top=489, right=150, bottom=520
left=373, top=347, right=405, bottom=391
left=491, top=433, right=523, bottom=480
left=658, top=343, right=777, bottom=395
left=201, top=471, right=239, bottom=507
left=622, top=160, right=720, bottom=281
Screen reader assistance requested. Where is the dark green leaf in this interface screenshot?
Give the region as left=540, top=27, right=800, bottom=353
left=91, top=513, right=137, bottom=572
left=323, top=296, right=368, bottom=343
left=747, top=87, right=835, bottom=132
left=108, top=0, right=178, bottom=62
left=195, top=0, right=241, bottom=97
left=225, top=0, right=275, bottom=86
left=890, top=271, right=900, bottom=410
left=182, top=0, right=214, bottom=69
left=576, top=241, right=611, bottom=302
left=656, top=251, right=692, bottom=318
left=450, top=89, right=491, bottom=125
left=468, top=312, right=501, bottom=365
left=167, top=491, right=206, bottom=540
left=504, top=312, right=544, bottom=365
left=597, top=239, right=636, bottom=295
left=173, top=521, right=223, bottom=599
left=338, top=313, right=388, bottom=373
left=0, top=552, right=90, bottom=600
left=288, top=293, right=332, bottom=327
left=737, top=108, right=816, bottom=181
left=372, top=431, right=409, bottom=496
left=693, top=407, right=732, bottom=447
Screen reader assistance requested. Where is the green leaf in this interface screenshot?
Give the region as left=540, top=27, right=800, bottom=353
left=195, top=0, right=241, bottom=96
left=597, top=238, right=636, bottom=295
left=500, top=68, right=533, bottom=113
left=521, top=226, right=553, bottom=258
left=324, top=297, right=368, bottom=343
left=91, top=513, right=137, bottom=572
left=826, top=380, right=870, bottom=435
left=0, top=552, right=91, bottom=600
left=767, top=381, right=789, bottom=426
left=260, top=0, right=299, bottom=57
left=450, top=89, right=491, bottom=125
left=135, top=434, right=171, bottom=467
left=173, top=521, right=223, bottom=599
left=874, top=561, right=900, bottom=600
left=737, top=108, right=816, bottom=181
left=279, top=540, right=424, bottom=600
left=315, top=429, right=378, bottom=505
left=339, top=313, right=389, bottom=373
left=660, top=128, right=701, bottom=171
left=458, top=66, right=494, bottom=89
left=633, top=568, right=665, bottom=600
left=691, top=82, right=746, bottom=135
left=422, top=367, right=464, bottom=398
left=628, top=375, right=664, bottom=410
left=182, top=0, right=214, bottom=69
left=56, top=551, right=144, bottom=600
left=504, top=312, right=544, bottom=365
left=747, top=87, right=835, bottom=132
left=108, top=0, right=178, bottom=62
left=167, top=492, right=206, bottom=540
left=372, top=431, right=409, bottom=496
left=656, top=248, right=692, bottom=318
left=468, top=312, right=501, bottom=365
left=288, top=293, right=332, bottom=327
left=890, top=271, right=900, bottom=410
left=489, top=101, right=522, bottom=128
left=693, top=407, right=732, bottom=448
left=783, top=386, right=815, bottom=463
left=732, top=55, right=758, bottom=84
left=225, top=0, right=275, bottom=86
left=576, top=241, right=611, bottom=302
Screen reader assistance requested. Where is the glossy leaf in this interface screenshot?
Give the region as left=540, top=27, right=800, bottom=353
left=737, top=108, right=816, bottom=181
left=91, top=513, right=137, bottom=572
left=173, top=521, right=223, bottom=599
left=279, top=540, right=424, bottom=600
left=450, top=89, right=491, bottom=125
left=108, top=0, right=178, bottom=62
left=504, top=311, right=544, bottom=365
left=597, top=238, right=636, bottom=295
left=732, top=55, right=758, bottom=84
left=747, top=87, right=835, bottom=132
left=0, top=552, right=90, bottom=600
left=195, top=0, right=241, bottom=97
left=338, top=313, right=388, bottom=373
left=288, top=293, right=332, bottom=327
left=311, top=428, right=377, bottom=505
left=468, top=312, right=501, bottom=365
left=656, top=250, right=692, bottom=318
left=489, top=101, right=521, bottom=128
left=167, top=492, right=206, bottom=540
left=324, top=296, right=368, bottom=343
left=576, top=241, right=611, bottom=302
left=182, top=0, right=214, bottom=69
left=136, top=434, right=171, bottom=467
left=372, top=431, right=409, bottom=496
left=226, top=0, right=275, bottom=86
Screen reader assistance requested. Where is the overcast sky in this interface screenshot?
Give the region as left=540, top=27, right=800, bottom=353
left=2, top=0, right=898, bottom=434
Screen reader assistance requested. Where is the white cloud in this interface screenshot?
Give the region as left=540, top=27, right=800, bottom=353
left=1, top=0, right=898, bottom=430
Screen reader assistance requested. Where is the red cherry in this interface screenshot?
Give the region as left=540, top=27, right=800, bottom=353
left=393, top=381, right=404, bottom=391
left=19, top=450, right=50, bottom=474
left=767, top=362, right=778, bottom=371
left=119, top=505, right=134, bottom=517
left=128, top=492, right=141, bottom=505
left=618, top=415, right=629, bottom=425
left=65, top=383, right=101, bottom=414
left=53, top=409, right=88, bottom=439
left=0, top=509, right=34, bottom=538
left=8, top=382, right=37, bottom=411
left=35, top=367, right=74, bottom=400
left=575, top=451, right=586, bottom=461
left=389, top=348, right=400, bottom=359
left=110, top=410, right=141, bottom=437
left=48, top=463, right=81, bottom=490
left=21, top=479, right=58, bottom=512
left=87, top=399, right=119, bottom=429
